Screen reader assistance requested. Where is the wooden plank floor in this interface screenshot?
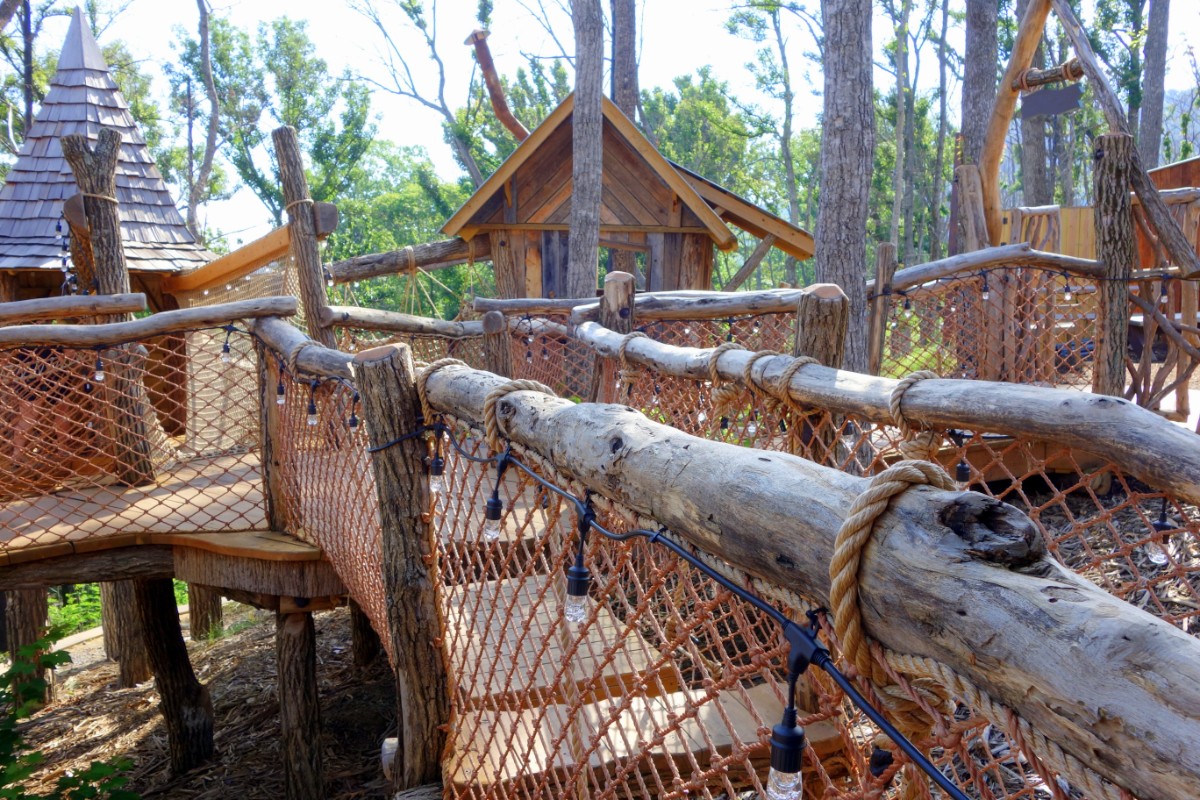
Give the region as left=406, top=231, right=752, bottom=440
left=0, top=453, right=265, bottom=549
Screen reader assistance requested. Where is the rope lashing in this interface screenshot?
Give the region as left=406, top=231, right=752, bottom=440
left=615, top=331, right=648, bottom=396
left=402, top=245, right=417, bottom=274
left=416, top=358, right=469, bottom=426
left=284, top=197, right=313, bottom=215
left=889, top=370, right=942, bottom=461
left=741, top=350, right=784, bottom=416
left=706, top=342, right=747, bottom=421
left=482, top=379, right=556, bottom=453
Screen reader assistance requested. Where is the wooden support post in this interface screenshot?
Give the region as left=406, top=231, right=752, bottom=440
left=100, top=579, right=151, bottom=686
left=6, top=589, right=50, bottom=703
left=355, top=344, right=450, bottom=790
left=1092, top=134, right=1135, bottom=398
left=867, top=244, right=897, bottom=376
left=273, top=126, right=336, bottom=348
left=955, top=165, right=991, bottom=252
left=258, top=341, right=288, bottom=532
left=276, top=611, right=323, bottom=800
left=723, top=234, right=777, bottom=292
left=187, top=585, right=222, bottom=641
left=349, top=599, right=381, bottom=668
left=482, top=310, right=513, bottom=378
left=135, top=577, right=214, bottom=773
left=589, top=271, right=636, bottom=402
left=794, top=284, right=848, bottom=367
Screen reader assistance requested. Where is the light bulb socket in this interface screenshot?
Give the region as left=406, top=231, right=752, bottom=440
left=566, top=561, right=592, bottom=599
left=868, top=745, right=894, bottom=778
left=955, top=459, right=970, bottom=485
left=485, top=493, right=503, bottom=522
left=348, top=412, right=359, bottom=429
left=428, top=455, right=445, bottom=477
left=770, top=708, right=806, bottom=774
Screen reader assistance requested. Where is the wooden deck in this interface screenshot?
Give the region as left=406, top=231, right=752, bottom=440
left=0, top=453, right=265, bottom=552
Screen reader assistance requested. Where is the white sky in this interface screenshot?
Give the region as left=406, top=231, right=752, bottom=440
left=34, top=0, right=1200, bottom=244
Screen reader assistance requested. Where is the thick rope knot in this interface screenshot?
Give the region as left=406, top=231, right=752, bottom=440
left=416, top=358, right=469, bottom=425
left=616, top=331, right=649, bottom=396
left=482, top=379, right=555, bottom=452
left=706, top=342, right=747, bottom=421
left=741, top=350, right=785, bottom=417
left=829, top=460, right=954, bottom=737
left=890, top=370, right=942, bottom=461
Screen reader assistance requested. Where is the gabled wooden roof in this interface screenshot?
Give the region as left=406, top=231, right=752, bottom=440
left=442, top=95, right=739, bottom=251
left=0, top=7, right=211, bottom=274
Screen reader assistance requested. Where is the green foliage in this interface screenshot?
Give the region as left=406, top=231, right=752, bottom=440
left=0, top=636, right=138, bottom=799
left=46, top=586, right=102, bottom=640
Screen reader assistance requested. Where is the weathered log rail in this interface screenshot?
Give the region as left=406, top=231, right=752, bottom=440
left=419, top=361, right=1200, bottom=800
left=0, top=293, right=147, bottom=325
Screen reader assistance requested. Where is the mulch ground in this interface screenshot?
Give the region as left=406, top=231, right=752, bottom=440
left=21, top=605, right=396, bottom=799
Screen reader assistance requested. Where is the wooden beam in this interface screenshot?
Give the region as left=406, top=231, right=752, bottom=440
left=419, top=362, right=1200, bottom=800
left=0, top=297, right=298, bottom=348
left=249, top=316, right=352, bottom=380
left=571, top=321, right=1200, bottom=508
left=722, top=234, right=777, bottom=291
left=878, top=242, right=1103, bottom=293
left=1049, top=0, right=1200, bottom=278
left=0, top=547, right=173, bottom=590
left=327, top=236, right=492, bottom=285
left=1012, top=57, right=1083, bottom=90
left=319, top=306, right=485, bottom=338
left=682, top=175, right=816, bottom=260
left=0, top=293, right=146, bottom=325
left=277, top=611, right=323, bottom=800
left=980, top=0, right=1052, bottom=244
left=163, top=227, right=290, bottom=294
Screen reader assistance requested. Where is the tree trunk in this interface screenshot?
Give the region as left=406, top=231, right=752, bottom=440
left=1139, top=0, right=1170, bottom=169
left=609, top=0, right=642, bottom=285
left=349, top=599, right=381, bottom=668
left=1092, top=133, right=1134, bottom=398
left=482, top=311, right=514, bottom=378
left=816, top=0, right=874, bottom=372
left=101, top=581, right=152, bottom=686
left=0, top=0, right=20, bottom=35
left=888, top=0, right=911, bottom=250
left=1016, top=0, right=1051, bottom=207
left=135, top=577, right=214, bottom=773
left=961, top=0, right=998, bottom=165
left=930, top=0, right=950, bottom=261
left=589, top=271, right=635, bottom=403
left=772, top=9, right=802, bottom=285
left=276, top=611, right=323, bottom=800
left=566, top=0, right=604, bottom=300
left=355, top=345, right=450, bottom=789
left=6, top=589, right=49, bottom=703
left=187, top=584, right=222, bottom=641
left=186, top=0, right=220, bottom=241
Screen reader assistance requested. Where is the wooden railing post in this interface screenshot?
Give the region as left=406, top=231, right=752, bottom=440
left=355, top=344, right=449, bottom=790
left=867, top=244, right=896, bottom=375
left=482, top=310, right=514, bottom=378
left=273, top=126, right=335, bottom=348
left=1092, top=133, right=1134, bottom=398
left=257, top=340, right=288, bottom=532
left=589, top=271, right=636, bottom=402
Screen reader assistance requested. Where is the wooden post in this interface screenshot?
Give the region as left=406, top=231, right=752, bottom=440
left=276, top=611, right=323, bottom=800
left=187, top=585, right=222, bottom=641
left=134, top=577, right=214, bottom=773
left=355, top=344, right=450, bottom=789
left=349, top=599, right=381, bottom=668
left=867, top=244, right=897, bottom=375
left=6, top=589, right=50, bottom=703
left=724, top=234, right=777, bottom=292
left=257, top=341, right=288, bottom=532
left=272, top=126, right=335, bottom=348
left=482, top=310, right=514, bottom=378
left=589, top=271, right=636, bottom=402
left=955, top=165, right=991, bottom=252
left=794, top=284, right=849, bottom=367
left=1092, top=134, right=1134, bottom=398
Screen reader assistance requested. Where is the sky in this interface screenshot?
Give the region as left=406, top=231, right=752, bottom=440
left=31, top=0, right=1200, bottom=244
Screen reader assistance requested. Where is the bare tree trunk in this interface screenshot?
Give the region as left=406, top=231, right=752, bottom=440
left=816, top=0, right=874, bottom=373
left=187, top=584, right=222, bottom=641
left=6, top=589, right=49, bottom=703
left=566, top=0, right=603, bottom=299
left=888, top=0, right=911, bottom=249
left=609, top=0, right=643, bottom=286
left=1093, top=133, right=1134, bottom=398
left=930, top=0, right=950, bottom=260
left=276, top=612, right=322, bottom=799
left=1139, top=0, right=1170, bottom=168
left=771, top=9, right=802, bottom=286
left=102, top=581, right=152, bottom=686
left=186, top=0, right=219, bottom=240
left=0, top=0, right=20, bottom=34
left=1016, top=0, right=1051, bottom=207
left=961, top=0, right=999, bottom=165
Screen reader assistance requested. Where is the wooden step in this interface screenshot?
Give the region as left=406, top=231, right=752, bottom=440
left=442, top=574, right=683, bottom=711
left=446, top=682, right=842, bottom=793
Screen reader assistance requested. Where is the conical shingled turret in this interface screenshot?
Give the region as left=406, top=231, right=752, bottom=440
left=0, top=7, right=211, bottom=274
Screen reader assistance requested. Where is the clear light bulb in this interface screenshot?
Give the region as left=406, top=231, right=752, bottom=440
left=429, top=474, right=445, bottom=496
left=93, top=358, right=105, bottom=383
left=276, top=384, right=286, bottom=405
left=1064, top=290, right=1073, bottom=302
left=697, top=411, right=707, bottom=423
left=746, top=420, right=759, bottom=437
left=483, top=516, right=502, bottom=540
left=765, top=767, right=802, bottom=800
left=483, top=493, right=504, bottom=541
left=220, top=345, right=232, bottom=364
left=563, top=594, right=589, bottom=625
left=1141, top=545, right=1169, bottom=566
left=306, top=402, right=319, bottom=426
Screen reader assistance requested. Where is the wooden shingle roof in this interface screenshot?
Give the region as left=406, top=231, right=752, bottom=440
left=0, top=7, right=211, bottom=273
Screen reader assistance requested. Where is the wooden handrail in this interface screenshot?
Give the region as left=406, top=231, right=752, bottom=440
left=0, top=293, right=146, bottom=325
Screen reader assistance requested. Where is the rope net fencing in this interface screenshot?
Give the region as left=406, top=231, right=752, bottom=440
left=0, top=328, right=266, bottom=557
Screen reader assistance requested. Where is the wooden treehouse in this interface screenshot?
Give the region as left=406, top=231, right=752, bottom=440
left=1, top=3, right=1199, bottom=800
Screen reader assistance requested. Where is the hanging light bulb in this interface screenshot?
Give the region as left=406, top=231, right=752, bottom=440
left=55, top=218, right=63, bottom=236
left=955, top=458, right=971, bottom=490
left=483, top=489, right=503, bottom=540
left=428, top=453, right=446, bottom=496
left=1061, top=272, right=1073, bottom=302
left=306, top=381, right=319, bottom=426
left=348, top=391, right=360, bottom=429
left=220, top=325, right=234, bottom=364
left=1160, top=276, right=1170, bottom=306
left=61, top=255, right=69, bottom=272
left=902, top=297, right=913, bottom=319
left=93, top=355, right=106, bottom=383
left=525, top=350, right=533, bottom=364
left=766, top=707, right=806, bottom=800
left=981, top=274, right=990, bottom=301
left=746, top=413, right=759, bottom=437
left=564, top=553, right=591, bottom=625
left=276, top=380, right=286, bottom=405
left=324, top=269, right=335, bottom=289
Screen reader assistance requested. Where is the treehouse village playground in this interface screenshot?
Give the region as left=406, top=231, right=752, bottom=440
left=3, top=5, right=1200, bottom=800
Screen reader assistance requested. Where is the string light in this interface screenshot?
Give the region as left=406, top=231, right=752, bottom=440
left=427, top=433, right=445, bottom=496
left=306, top=380, right=319, bottom=426
left=348, top=391, right=360, bottom=430
left=1160, top=274, right=1170, bottom=306
left=1061, top=271, right=1073, bottom=302
left=220, top=325, right=235, bottom=364
left=324, top=268, right=334, bottom=289
left=981, top=274, right=990, bottom=301
left=902, top=296, right=913, bottom=319
left=482, top=452, right=509, bottom=541
left=746, top=412, right=759, bottom=437
left=93, top=354, right=106, bottom=383
left=563, top=503, right=594, bottom=625
left=276, top=364, right=287, bottom=406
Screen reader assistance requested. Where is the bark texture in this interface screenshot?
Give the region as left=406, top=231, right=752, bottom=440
left=609, top=0, right=640, bottom=282
left=1138, top=0, right=1170, bottom=168
left=793, top=284, right=848, bottom=368
left=186, top=0, right=219, bottom=239
left=276, top=611, right=323, bottom=800
left=101, top=581, right=151, bottom=686
left=328, top=237, right=491, bottom=284
left=136, top=577, right=214, bottom=773
left=868, top=243, right=897, bottom=375
left=566, top=0, right=604, bottom=299
left=1092, top=134, right=1134, bottom=398
left=349, top=599, right=382, bottom=668
left=815, top=0, right=873, bottom=373
left=355, top=345, right=450, bottom=789
left=482, top=311, right=514, bottom=378
left=6, top=589, right=50, bottom=703
left=961, top=0, right=999, bottom=164
left=589, top=271, right=636, bottom=402
left=187, top=584, right=222, bottom=641
left=1016, top=0, right=1051, bottom=207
